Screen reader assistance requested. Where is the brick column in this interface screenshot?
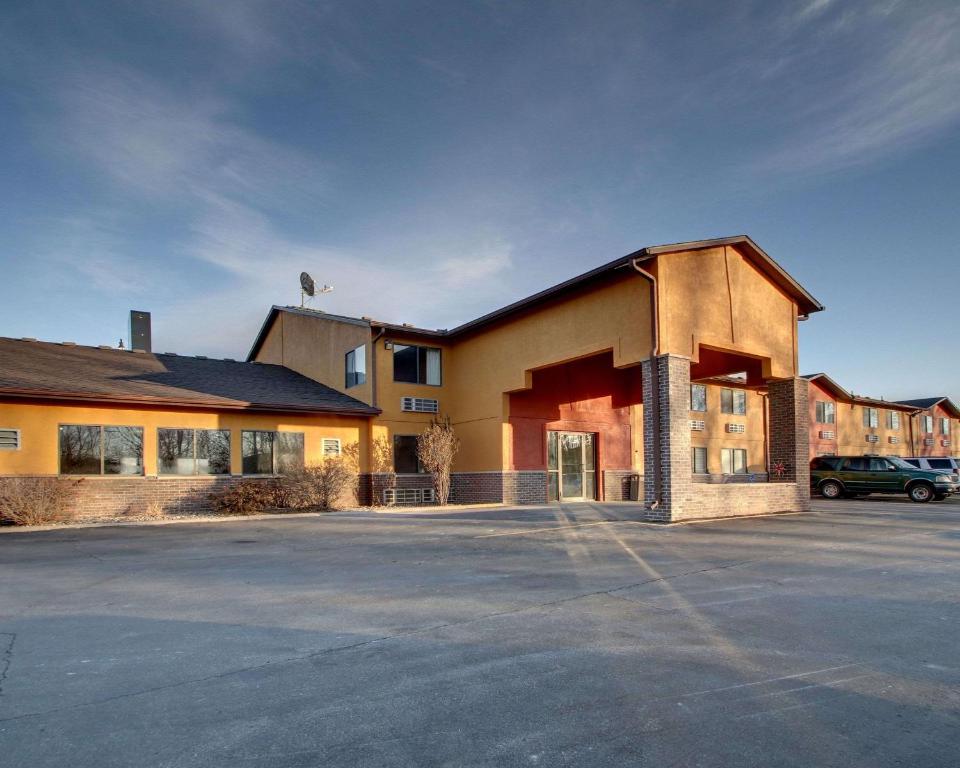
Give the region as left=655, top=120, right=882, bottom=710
left=641, top=354, right=692, bottom=522
left=767, top=377, right=810, bottom=489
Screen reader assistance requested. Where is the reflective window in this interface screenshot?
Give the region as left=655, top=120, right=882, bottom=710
left=59, top=425, right=143, bottom=475
left=690, top=384, right=707, bottom=412
left=862, top=408, right=879, bottom=428
left=393, top=435, right=422, bottom=473
left=241, top=431, right=303, bottom=475
left=815, top=401, right=835, bottom=424
left=721, top=388, right=746, bottom=415
left=393, top=344, right=441, bottom=385
left=345, top=345, right=366, bottom=388
left=159, top=429, right=230, bottom=475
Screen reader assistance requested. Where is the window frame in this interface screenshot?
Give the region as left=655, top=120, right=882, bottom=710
left=863, top=407, right=879, bottom=428
left=344, top=344, right=367, bottom=389
left=58, top=424, right=144, bottom=476
left=157, top=427, right=232, bottom=476
left=240, top=430, right=305, bottom=476
left=921, top=415, right=934, bottom=434
left=692, top=446, right=708, bottom=474
left=690, top=384, right=707, bottom=412
left=720, top=388, right=746, bottom=416
left=720, top=447, right=748, bottom=475
left=940, top=417, right=950, bottom=436
left=815, top=401, right=836, bottom=425
left=392, top=344, right=442, bottom=386
left=886, top=410, right=901, bottom=430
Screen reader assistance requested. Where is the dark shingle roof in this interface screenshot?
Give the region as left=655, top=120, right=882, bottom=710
left=0, top=338, right=379, bottom=415
left=895, top=397, right=946, bottom=409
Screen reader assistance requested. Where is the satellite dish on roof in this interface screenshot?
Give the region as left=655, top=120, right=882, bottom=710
left=300, top=272, right=316, bottom=297
left=299, top=272, right=333, bottom=307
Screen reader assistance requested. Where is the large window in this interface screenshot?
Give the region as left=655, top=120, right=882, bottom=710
left=393, top=344, right=441, bottom=386
left=158, top=429, right=230, bottom=475
left=941, top=418, right=951, bottom=436
left=59, top=425, right=143, bottom=475
left=815, top=401, right=835, bottom=424
left=692, top=446, right=708, bottom=474
left=921, top=415, right=934, bottom=434
left=241, top=431, right=304, bottom=475
left=720, top=448, right=747, bottom=475
left=690, top=384, right=707, bottom=412
left=721, top=388, right=746, bottom=415
left=393, top=435, right=423, bottom=474
left=886, top=411, right=901, bottom=430
left=345, top=344, right=366, bottom=388
left=863, top=407, right=879, bottom=428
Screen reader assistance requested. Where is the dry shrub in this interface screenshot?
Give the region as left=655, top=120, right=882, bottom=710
left=208, top=480, right=281, bottom=516
left=209, top=446, right=360, bottom=515
left=370, top=436, right=396, bottom=505
left=137, top=499, right=167, bottom=519
left=281, top=457, right=358, bottom=510
left=0, top=477, right=81, bottom=526
left=417, top=416, right=460, bottom=505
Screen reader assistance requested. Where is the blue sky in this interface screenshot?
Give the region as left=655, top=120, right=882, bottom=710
left=1, top=0, right=958, bottom=401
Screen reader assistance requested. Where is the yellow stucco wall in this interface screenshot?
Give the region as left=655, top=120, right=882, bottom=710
left=0, top=401, right=368, bottom=476
left=656, top=245, right=798, bottom=379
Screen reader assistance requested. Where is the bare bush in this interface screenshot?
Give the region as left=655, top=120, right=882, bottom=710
left=128, top=498, right=167, bottom=519
left=281, top=457, right=358, bottom=510
left=0, top=477, right=81, bottom=526
left=370, top=436, right=396, bottom=505
left=417, top=416, right=460, bottom=505
left=208, top=480, right=280, bottom=516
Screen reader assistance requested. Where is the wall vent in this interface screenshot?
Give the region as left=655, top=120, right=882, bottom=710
left=819, top=430, right=835, bottom=440
left=923, top=438, right=935, bottom=446
left=942, top=439, right=952, bottom=447
left=888, top=436, right=900, bottom=444
left=726, top=423, right=745, bottom=434
left=0, top=428, right=20, bottom=450
left=401, top=397, right=439, bottom=413
left=865, top=434, right=879, bottom=443
left=322, top=438, right=342, bottom=457
left=690, top=420, right=705, bottom=431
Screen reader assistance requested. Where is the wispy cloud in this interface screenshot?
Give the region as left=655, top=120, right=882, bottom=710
left=755, top=5, right=960, bottom=174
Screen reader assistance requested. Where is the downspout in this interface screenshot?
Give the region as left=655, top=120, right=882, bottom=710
left=630, top=257, right=662, bottom=507
left=369, top=327, right=386, bottom=408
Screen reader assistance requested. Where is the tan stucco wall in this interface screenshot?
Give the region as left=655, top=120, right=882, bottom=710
left=447, top=274, right=654, bottom=470
left=0, top=401, right=368, bottom=476
left=256, top=312, right=373, bottom=406
left=835, top=402, right=913, bottom=456
left=656, top=245, right=798, bottom=379
left=689, top=385, right=767, bottom=474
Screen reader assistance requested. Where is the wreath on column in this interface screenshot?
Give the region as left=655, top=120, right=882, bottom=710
left=772, top=460, right=787, bottom=479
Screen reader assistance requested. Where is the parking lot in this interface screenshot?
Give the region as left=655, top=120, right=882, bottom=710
left=1, top=497, right=959, bottom=767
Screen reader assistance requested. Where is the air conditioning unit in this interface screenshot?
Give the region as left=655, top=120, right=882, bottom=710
left=726, top=423, right=745, bottom=434
left=401, top=397, right=439, bottom=413
left=690, top=420, right=705, bottom=431
left=819, top=430, right=835, bottom=440
left=924, top=438, right=935, bottom=446
left=941, top=439, right=951, bottom=447
left=888, top=436, right=899, bottom=444
left=383, top=487, right=436, bottom=506
left=865, top=434, right=879, bottom=443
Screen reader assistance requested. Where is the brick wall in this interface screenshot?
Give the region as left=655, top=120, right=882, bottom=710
left=357, top=471, right=548, bottom=506
left=603, top=469, right=640, bottom=501
left=0, top=475, right=283, bottom=521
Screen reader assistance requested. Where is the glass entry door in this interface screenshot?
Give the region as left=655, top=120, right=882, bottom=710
left=547, top=431, right=596, bottom=501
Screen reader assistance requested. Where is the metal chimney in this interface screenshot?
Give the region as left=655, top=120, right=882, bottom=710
left=129, top=310, right=152, bottom=353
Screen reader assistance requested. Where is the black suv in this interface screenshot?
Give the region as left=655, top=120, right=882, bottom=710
left=810, top=455, right=958, bottom=503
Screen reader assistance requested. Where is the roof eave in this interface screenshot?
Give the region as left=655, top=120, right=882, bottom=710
left=0, top=388, right=380, bottom=416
